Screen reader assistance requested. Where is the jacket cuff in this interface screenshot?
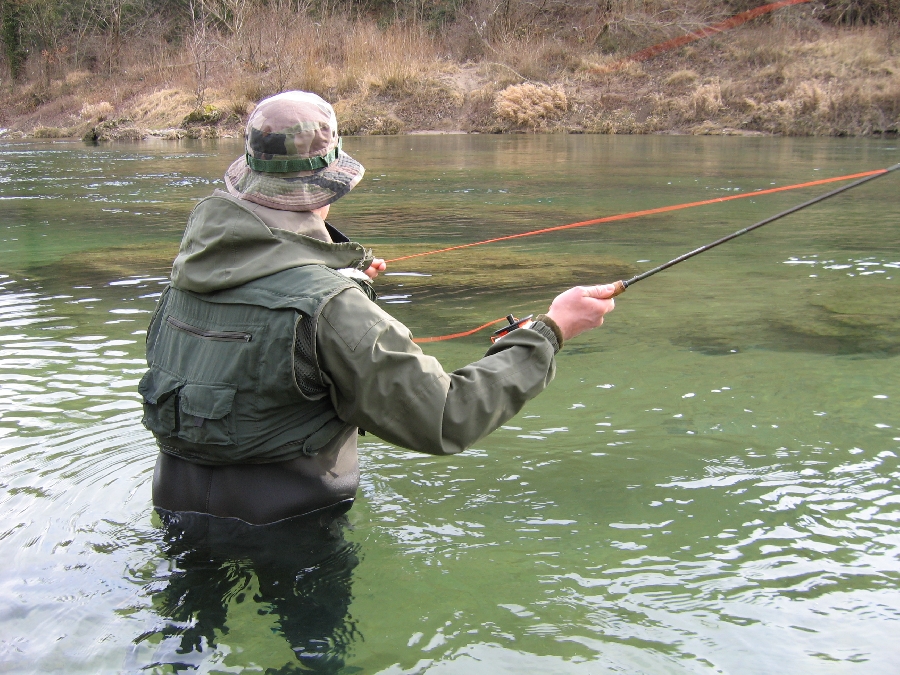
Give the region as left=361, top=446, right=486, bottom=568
left=532, top=315, right=563, bottom=353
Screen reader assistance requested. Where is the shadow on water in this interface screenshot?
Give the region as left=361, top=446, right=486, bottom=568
left=669, top=293, right=900, bottom=357
left=129, top=509, right=362, bottom=674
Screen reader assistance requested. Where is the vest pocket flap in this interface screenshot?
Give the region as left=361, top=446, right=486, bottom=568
left=179, top=384, right=237, bottom=420
left=138, top=368, right=182, bottom=405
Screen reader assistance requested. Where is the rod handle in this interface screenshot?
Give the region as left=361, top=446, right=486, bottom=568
left=609, top=280, right=628, bottom=297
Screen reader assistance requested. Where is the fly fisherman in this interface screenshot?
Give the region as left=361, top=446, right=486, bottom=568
left=140, top=91, right=617, bottom=526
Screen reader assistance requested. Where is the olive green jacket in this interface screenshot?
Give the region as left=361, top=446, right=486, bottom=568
left=165, top=192, right=558, bottom=458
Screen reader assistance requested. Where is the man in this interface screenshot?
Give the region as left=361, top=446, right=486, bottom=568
left=140, top=91, right=616, bottom=526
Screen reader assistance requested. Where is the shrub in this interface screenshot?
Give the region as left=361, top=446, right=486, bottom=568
left=494, top=82, right=567, bottom=130
left=182, top=104, right=222, bottom=126
left=690, top=80, right=724, bottom=119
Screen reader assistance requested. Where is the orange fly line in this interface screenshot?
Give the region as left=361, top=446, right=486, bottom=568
left=394, top=169, right=884, bottom=265
left=403, top=168, right=888, bottom=343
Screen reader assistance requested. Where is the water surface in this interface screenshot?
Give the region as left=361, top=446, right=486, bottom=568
left=1, top=135, right=898, bottom=673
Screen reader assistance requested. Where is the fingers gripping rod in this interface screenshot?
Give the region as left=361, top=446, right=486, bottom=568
left=607, top=162, right=900, bottom=297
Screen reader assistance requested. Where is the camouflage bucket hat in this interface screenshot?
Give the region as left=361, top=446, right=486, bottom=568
left=224, top=91, right=364, bottom=211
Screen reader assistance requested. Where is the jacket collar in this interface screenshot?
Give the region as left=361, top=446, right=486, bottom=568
left=171, top=192, right=372, bottom=293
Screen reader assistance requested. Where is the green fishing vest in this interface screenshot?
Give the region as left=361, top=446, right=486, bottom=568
left=139, top=265, right=359, bottom=465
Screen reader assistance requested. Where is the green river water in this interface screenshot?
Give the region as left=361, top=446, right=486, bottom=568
left=1, top=135, right=898, bottom=674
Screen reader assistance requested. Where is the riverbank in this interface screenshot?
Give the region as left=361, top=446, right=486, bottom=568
left=1, top=21, right=898, bottom=140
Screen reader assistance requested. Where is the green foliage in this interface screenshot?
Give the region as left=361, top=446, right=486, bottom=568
left=1, top=0, right=27, bottom=79
left=423, top=0, right=466, bottom=29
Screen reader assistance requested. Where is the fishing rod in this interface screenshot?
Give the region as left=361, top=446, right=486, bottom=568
left=605, top=162, right=900, bottom=297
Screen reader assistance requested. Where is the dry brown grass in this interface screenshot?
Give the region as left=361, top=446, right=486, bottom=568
left=79, top=100, right=114, bottom=121
left=582, top=109, right=653, bottom=134
left=665, top=69, right=699, bottom=86
left=344, top=23, right=438, bottom=93
left=641, top=25, right=900, bottom=136
left=128, top=90, right=195, bottom=128
left=332, top=96, right=403, bottom=135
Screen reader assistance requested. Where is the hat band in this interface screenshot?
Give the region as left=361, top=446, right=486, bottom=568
left=246, top=138, right=342, bottom=173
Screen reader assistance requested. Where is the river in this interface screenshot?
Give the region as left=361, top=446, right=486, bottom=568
left=1, top=134, right=898, bottom=673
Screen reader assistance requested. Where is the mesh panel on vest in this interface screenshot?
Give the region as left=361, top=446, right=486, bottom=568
left=294, top=313, right=325, bottom=397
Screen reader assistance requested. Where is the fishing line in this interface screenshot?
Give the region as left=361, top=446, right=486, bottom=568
left=388, top=169, right=885, bottom=264
left=412, top=318, right=509, bottom=343
left=409, top=163, right=899, bottom=344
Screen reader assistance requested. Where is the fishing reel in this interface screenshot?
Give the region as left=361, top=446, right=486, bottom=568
left=490, top=314, right=534, bottom=343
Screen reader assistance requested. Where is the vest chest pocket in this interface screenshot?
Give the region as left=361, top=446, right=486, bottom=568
left=177, top=383, right=237, bottom=446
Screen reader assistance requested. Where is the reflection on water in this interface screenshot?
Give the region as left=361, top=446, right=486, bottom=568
left=0, top=136, right=898, bottom=673
left=129, top=511, right=360, bottom=674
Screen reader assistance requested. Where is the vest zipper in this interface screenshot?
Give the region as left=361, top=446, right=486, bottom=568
left=166, top=316, right=252, bottom=342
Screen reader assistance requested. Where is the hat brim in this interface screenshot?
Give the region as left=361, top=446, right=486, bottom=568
left=224, top=150, right=364, bottom=211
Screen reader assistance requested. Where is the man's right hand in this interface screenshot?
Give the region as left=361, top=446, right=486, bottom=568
left=545, top=284, right=617, bottom=342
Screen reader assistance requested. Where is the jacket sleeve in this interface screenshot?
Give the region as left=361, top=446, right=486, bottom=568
left=315, top=286, right=557, bottom=455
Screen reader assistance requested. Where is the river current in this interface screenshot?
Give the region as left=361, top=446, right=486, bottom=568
left=1, top=135, right=898, bottom=673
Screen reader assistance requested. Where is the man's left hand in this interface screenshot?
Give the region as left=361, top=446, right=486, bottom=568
left=365, top=258, right=387, bottom=280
